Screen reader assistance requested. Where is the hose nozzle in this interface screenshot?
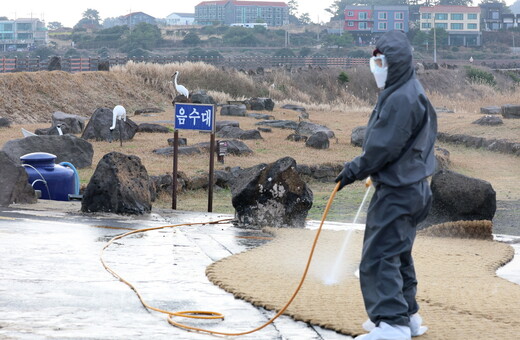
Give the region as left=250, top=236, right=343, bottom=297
left=365, top=177, right=372, bottom=188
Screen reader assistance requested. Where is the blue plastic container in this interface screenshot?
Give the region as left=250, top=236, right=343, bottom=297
left=21, top=152, right=75, bottom=201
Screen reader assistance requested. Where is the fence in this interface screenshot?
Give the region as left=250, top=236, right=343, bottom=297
left=1, top=55, right=519, bottom=73
left=0, top=55, right=371, bottom=73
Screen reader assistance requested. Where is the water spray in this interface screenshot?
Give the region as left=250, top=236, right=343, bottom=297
left=323, top=177, right=373, bottom=286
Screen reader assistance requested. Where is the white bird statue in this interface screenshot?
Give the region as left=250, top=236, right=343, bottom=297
left=173, top=71, right=189, bottom=98
left=109, top=105, right=127, bottom=143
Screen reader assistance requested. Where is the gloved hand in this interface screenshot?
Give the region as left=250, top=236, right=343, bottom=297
left=335, top=163, right=356, bottom=191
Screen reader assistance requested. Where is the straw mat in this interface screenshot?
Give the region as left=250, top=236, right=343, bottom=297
left=206, top=227, right=519, bottom=338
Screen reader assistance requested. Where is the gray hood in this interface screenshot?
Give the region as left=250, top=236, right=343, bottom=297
left=375, top=30, right=415, bottom=105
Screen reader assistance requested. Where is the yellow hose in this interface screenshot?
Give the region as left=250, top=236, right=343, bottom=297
left=100, top=182, right=341, bottom=336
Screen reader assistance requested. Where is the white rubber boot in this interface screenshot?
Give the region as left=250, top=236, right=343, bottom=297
left=355, top=321, right=411, bottom=340
left=362, top=314, right=427, bottom=337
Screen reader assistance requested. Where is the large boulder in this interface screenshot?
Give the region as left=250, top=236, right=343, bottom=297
left=190, top=90, right=216, bottom=104
left=480, top=106, right=501, bottom=115
left=52, top=111, right=86, bottom=134
left=255, top=120, right=299, bottom=130
left=351, top=126, right=367, bottom=147
left=221, top=105, right=246, bottom=117
left=472, top=115, right=503, bottom=126
left=0, top=117, right=11, bottom=128
left=230, top=157, right=313, bottom=229
left=501, top=104, right=520, bottom=119
left=2, top=135, right=93, bottom=168
left=419, top=170, right=496, bottom=228
left=0, top=151, right=36, bottom=206
left=137, top=123, right=170, bottom=133
left=296, top=121, right=335, bottom=138
left=81, top=107, right=138, bottom=142
left=305, top=131, right=330, bottom=149
left=81, top=152, right=151, bottom=214
left=245, top=97, right=275, bottom=111
left=35, top=124, right=72, bottom=136
left=216, top=120, right=240, bottom=132
left=216, top=126, right=262, bottom=140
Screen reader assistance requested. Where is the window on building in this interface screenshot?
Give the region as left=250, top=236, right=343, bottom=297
left=378, top=22, right=387, bottom=30
left=0, top=23, right=13, bottom=31
left=395, top=12, right=404, bottom=20
left=347, top=11, right=354, bottom=17
left=378, top=12, right=387, bottom=20
left=468, top=13, right=477, bottom=20
left=17, top=33, right=33, bottom=39
left=359, top=22, right=368, bottom=30
left=422, top=23, right=431, bottom=29
left=421, top=13, right=431, bottom=19
left=395, top=22, right=404, bottom=30
left=359, top=12, right=367, bottom=20
left=16, top=23, right=32, bottom=30
left=435, top=23, right=448, bottom=29
left=467, top=23, right=477, bottom=29
left=435, top=13, right=448, bottom=20
left=348, top=21, right=354, bottom=27
left=451, top=23, right=463, bottom=30
left=451, top=13, right=463, bottom=20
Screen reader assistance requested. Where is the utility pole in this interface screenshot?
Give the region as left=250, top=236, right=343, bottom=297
left=433, top=14, right=437, bottom=63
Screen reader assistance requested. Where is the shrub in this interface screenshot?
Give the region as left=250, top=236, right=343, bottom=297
left=465, top=66, right=496, bottom=86
left=338, top=71, right=349, bottom=84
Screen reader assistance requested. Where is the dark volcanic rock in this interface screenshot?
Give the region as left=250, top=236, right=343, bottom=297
left=230, top=157, right=313, bottom=229
left=2, top=135, right=93, bottom=169
left=0, top=151, right=36, bottom=207
left=81, top=107, right=138, bottom=142
left=81, top=152, right=151, bottom=214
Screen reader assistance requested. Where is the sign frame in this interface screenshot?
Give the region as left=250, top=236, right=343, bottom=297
left=172, top=103, right=216, bottom=212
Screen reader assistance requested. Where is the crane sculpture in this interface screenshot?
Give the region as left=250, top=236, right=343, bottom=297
left=109, top=105, right=127, bottom=146
left=172, top=71, right=189, bottom=98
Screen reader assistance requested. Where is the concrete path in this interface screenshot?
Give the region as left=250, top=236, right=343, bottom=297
left=0, top=202, right=353, bottom=340
left=1, top=202, right=519, bottom=339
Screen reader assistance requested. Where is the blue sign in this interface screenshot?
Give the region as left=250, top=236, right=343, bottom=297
left=174, top=103, right=215, bottom=132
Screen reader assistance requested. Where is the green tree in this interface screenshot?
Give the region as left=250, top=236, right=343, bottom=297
left=412, top=30, right=430, bottom=49
left=122, top=22, right=162, bottom=51
left=299, top=13, right=312, bottom=25
left=429, top=27, right=448, bottom=48
left=183, top=32, right=201, bottom=46
left=47, top=21, right=63, bottom=30
left=324, top=32, right=354, bottom=48
left=82, top=9, right=101, bottom=23
left=288, top=0, right=299, bottom=16
left=74, top=8, right=102, bottom=30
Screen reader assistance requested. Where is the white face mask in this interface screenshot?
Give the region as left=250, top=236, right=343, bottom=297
left=370, top=55, right=388, bottom=89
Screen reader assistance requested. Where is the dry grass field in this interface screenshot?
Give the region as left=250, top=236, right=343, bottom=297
left=1, top=62, right=519, bottom=228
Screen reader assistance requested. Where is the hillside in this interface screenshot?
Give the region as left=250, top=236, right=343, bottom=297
left=1, top=61, right=519, bottom=125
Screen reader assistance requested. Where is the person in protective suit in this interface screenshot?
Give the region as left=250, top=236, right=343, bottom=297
left=335, top=30, right=437, bottom=340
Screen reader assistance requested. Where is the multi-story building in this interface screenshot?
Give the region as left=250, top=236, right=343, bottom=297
left=195, top=0, right=289, bottom=26
left=372, top=6, right=409, bottom=33
left=419, top=5, right=481, bottom=46
left=0, top=18, right=48, bottom=52
left=195, top=1, right=228, bottom=25
left=480, top=2, right=505, bottom=31
left=344, top=5, right=408, bottom=44
left=165, top=13, right=196, bottom=26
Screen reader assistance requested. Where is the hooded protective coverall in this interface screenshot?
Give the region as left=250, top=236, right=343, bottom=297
left=335, top=30, right=437, bottom=328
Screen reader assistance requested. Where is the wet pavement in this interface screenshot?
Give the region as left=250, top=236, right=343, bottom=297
left=0, top=202, right=354, bottom=340
left=1, top=202, right=519, bottom=340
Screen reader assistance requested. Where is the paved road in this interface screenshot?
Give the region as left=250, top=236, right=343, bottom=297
left=0, top=203, right=354, bottom=340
